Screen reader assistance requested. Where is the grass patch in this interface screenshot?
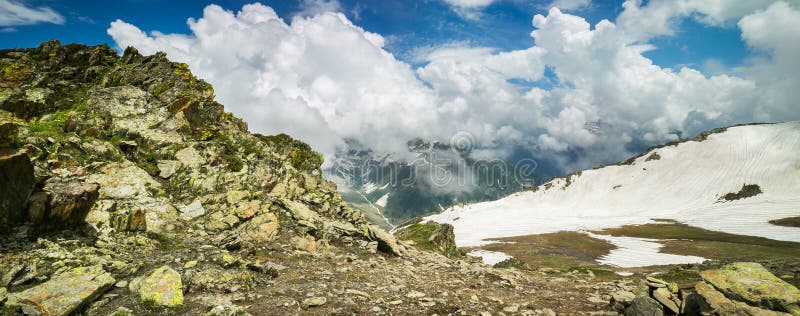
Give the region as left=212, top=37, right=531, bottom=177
left=657, top=269, right=703, bottom=286
left=395, top=222, right=438, bottom=251
left=769, top=216, right=800, bottom=228
left=596, top=223, right=800, bottom=262
left=477, top=231, right=615, bottom=271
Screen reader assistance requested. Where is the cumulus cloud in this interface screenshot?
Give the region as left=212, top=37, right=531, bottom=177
left=442, top=0, right=495, bottom=9
left=108, top=1, right=800, bottom=173
left=295, top=0, right=342, bottom=17
left=0, top=0, right=63, bottom=26
left=549, top=0, right=591, bottom=11
left=442, top=0, right=496, bottom=20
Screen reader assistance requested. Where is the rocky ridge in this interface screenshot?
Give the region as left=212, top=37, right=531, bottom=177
left=0, top=41, right=629, bottom=315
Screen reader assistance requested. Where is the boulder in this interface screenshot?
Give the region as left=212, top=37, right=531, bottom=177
left=624, top=296, right=664, bottom=316
left=652, top=288, right=681, bottom=314
left=130, top=266, right=183, bottom=307
left=157, top=160, right=181, bottom=178
left=179, top=200, right=205, bottom=220
left=701, top=262, right=800, bottom=314
left=233, top=212, right=280, bottom=246
left=279, top=198, right=321, bottom=230
left=35, top=177, right=100, bottom=229
left=368, top=225, right=405, bottom=256
left=175, top=146, right=205, bottom=169
left=6, top=265, right=115, bottom=316
left=691, top=281, right=789, bottom=316
left=0, top=148, right=34, bottom=227
left=302, top=296, right=327, bottom=308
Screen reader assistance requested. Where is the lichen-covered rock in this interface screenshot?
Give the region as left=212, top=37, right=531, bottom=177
left=87, top=162, right=160, bottom=200
left=157, top=160, right=181, bottom=178
left=0, top=148, right=34, bottom=228
left=180, top=200, right=205, bottom=220
left=6, top=265, right=115, bottom=316
left=234, top=212, right=280, bottom=246
left=690, top=281, right=789, bottom=316
left=701, top=262, right=800, bottom=314
left=130, top=266, right=183, bottom=307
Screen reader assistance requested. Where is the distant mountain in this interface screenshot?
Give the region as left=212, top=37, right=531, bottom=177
left=325, top=138, right=539, bottom=228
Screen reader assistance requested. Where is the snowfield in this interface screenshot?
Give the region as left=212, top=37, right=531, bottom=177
left=427, top=122, right=800, bottom=267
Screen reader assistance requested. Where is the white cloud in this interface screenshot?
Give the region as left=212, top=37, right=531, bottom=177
left=549, top=0, right=591, bottom=11
left=296, top=0, right=342, bottom=17
left=442, top=0, right=495, bottom=9
left=109, top=4, right=441, bottom=158
left=108, top=2, right=800, bottom=173
left=0, top=0, right=63, bottom=26
left=442, top=0, right=496, bottom=20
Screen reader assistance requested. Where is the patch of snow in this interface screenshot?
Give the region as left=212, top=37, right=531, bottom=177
left=615, top=271, right=634, bottom=277
left=354, top=191, right=395, bottom=230
left=376, top=193, right=389, bottom=207
left=468, top=250, right=512, bottom=266
left=426, top=122, right=800, bottom=267
left=362, top=182, right=378, bottom=194
left=586, top=233, right=707, bottom=268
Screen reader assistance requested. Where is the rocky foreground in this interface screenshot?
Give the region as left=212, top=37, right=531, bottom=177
left=1, top=41, right=799, bottom=315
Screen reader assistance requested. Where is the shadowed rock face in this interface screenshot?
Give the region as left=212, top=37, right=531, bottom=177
left=36, top=177, right=100, bottom=230
left=0, top=148, right=34, bottom=228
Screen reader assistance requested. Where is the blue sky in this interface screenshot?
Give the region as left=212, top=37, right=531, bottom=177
left=1, top=0, right=750, bottom=70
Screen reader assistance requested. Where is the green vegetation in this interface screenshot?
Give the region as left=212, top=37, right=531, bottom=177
left=769, top=216, right=800, bottom=228
left=151, top=82, right=174, bottom=97
left=226, top=156, right=243, bottom=172
left=494, top=257, right=531, bottom=270
left=596, top=223, right=800, bottom=262
left=720, top=184, right=762, bottom=201
left=27, top=110, right=70, bottom=137
left=478, top=231, right=615, bottom=271
left=395, top=222, right=439, bottom=251
left=260, top=133, right=323, bottom=172
left=566, top=266, right=617, bottom=279
left=657, top=269, right=703, bottom=286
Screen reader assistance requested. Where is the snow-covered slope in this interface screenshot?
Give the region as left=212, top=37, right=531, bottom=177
left=427, top=122, right=800, bottom=266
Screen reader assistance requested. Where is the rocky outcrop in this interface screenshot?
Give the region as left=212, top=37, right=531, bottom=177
left=701, top=262, right=800, bottom=314
left=635, top=262, right=800, bottom=315
left=0, top=148, right=34, bottom=228
left=394, top=221, right=460, bottom=258
left=5, top=265, right=115, bottom=316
